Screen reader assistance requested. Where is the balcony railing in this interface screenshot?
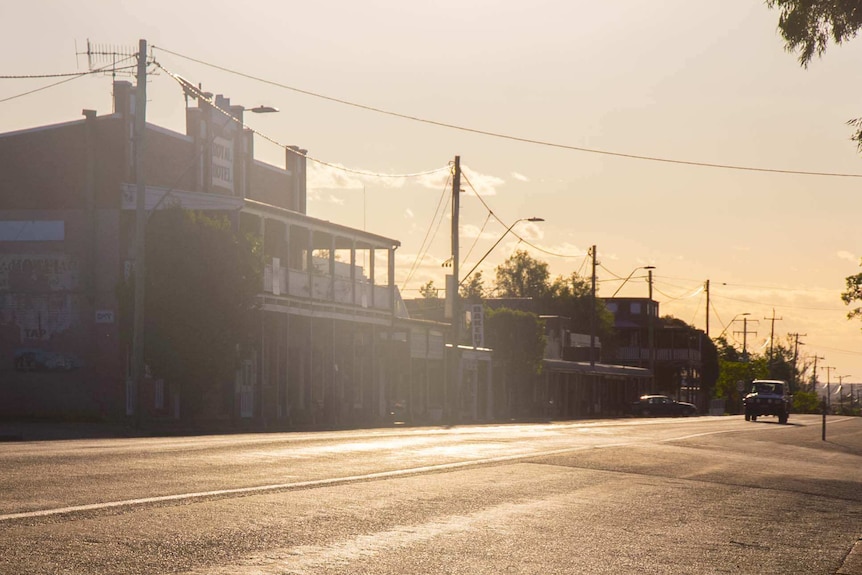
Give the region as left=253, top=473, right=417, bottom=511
left=263, top=262, right=392, bottom=311
left=614, top=347, right=702, bottom=363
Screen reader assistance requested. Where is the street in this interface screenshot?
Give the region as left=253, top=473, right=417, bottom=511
left=1, top=415, right=860, bottom=574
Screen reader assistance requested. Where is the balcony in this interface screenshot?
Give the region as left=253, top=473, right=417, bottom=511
left=262, top=260, right=392, bottom=312
left=614, top=347, right=702, bottom=363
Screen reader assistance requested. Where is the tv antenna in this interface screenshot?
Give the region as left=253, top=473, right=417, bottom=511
left=75, top=39, right=148, bottom=79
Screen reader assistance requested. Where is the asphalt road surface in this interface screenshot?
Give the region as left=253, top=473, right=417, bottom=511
left=1, top=414, right=860, bottom=574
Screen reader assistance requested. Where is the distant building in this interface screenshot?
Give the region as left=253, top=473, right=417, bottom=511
left=602, top=297, right=706, bottom=406
left=406, top=297, right=652, bottom=419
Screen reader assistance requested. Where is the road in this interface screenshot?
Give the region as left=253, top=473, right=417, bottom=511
left=1, top=415, right=860, bottom=574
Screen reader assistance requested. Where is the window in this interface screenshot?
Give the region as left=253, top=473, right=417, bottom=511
left=630, top=302, right=642, bottom=314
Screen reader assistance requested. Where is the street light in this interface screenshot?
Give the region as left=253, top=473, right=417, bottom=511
left=611, top=265, right=655, bottom=297
left=459, top=217, right=544, bottom=286
left=245, top=105, right=279, bottom=114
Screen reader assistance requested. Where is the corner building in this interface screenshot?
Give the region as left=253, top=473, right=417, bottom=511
left=0, top=80, right=443, bottom=428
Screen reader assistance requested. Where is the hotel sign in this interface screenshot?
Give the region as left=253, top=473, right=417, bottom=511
left=212, top=136, right=234, bottom=193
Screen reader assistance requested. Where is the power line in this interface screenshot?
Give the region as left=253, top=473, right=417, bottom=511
left=156, top=62, right=449, bottom=180
left=461, top=212, right=492, bottom=266
left=152, top=46, right=862, bottom=179
left=0, top=61, right=137, bottom=104
left=401, top=173, right=452, bottom=290
left=460, top=169, right=583, bottom=258
left=711, top=293, right=845, bottom=312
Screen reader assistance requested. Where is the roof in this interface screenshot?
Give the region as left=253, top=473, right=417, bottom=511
left=543, top=358, right=652, bottom=378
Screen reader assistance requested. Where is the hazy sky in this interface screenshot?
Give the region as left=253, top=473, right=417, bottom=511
left=4, top=1, right=862, bottom=385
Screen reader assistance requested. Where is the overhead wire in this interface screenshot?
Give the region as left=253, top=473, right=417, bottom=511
left=460, top=168, right=583, bottom=258
left=155, top=61, right=449, bottom=180
left=152, top=46, right=862, bottom=179
left=401, top=173, right=452, bottom=290
left=0, top=60, right=137, bottom=104
left=461, top=212, right=492, bottom=267
left=711, top=293, right=845, bottom=312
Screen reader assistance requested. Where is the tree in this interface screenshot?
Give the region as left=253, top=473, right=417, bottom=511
left=766, top=0, right=862, bottom=67
left=543, top=272, right=617, bottom=358
left=492, top=254, right=616, bottom=360
left=460, top=271, right=485, bottom=303
left=119, top=206, right=262, bottom=420
left=494, top=250, right=550, bottom=298
left=767, top=1, right=862, bottom=147
left=841, top=261, right=862, bottom=320
left=418, top=280, right=439, bottom=299
left=484, top=307, right=546, bottom=417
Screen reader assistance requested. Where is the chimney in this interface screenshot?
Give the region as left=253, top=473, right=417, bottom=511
left=113, top=81, right=133, bottom=118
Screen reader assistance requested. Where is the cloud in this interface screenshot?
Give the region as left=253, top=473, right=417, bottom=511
left=307, top=161, right=451, bottom=192
left=511, top=171, right=529, bottom=182
left=838, top=250, right=858, bottom=263
left=405, top=208, right=415, bottom=219
left=461, top=164, right=506, bottom=197
left=328, top=194, right=345, bottom=206
left=307, top=162, right=365, bottom=190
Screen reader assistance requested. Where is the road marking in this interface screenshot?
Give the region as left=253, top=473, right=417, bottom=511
left=0, top=442, right=636, bottom=522
left=4, top=417, right=838, bottom=523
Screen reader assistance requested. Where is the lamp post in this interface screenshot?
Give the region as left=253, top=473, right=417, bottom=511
left=459, top=217, right=544, bottom=286
left=717, top=312, right=751, bottom=340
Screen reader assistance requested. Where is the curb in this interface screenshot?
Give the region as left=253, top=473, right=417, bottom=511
left=838, top=538, right=862, bottom=575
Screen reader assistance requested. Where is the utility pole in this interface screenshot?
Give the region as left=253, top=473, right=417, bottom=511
left=648, top=268, right=655, bottom=378
left=822, top=365, right=835, bottom=411
left=704, top=279, right=710, bottom=338
left=734, top=317, right=758, bottom=362
left=131, top=38, right=148, bottom=426
left=590, top=245, right=597, bottom=368
left=448, top=155, right=461, bottom=422
left=788, top=333, right=805, bottom=392
left=764, top=308, right=783, bottom=373
left=451, top=155, right=460, bottom=342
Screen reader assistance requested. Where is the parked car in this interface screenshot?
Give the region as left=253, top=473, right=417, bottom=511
left=743, top=379, right=791, bottom=424
left=632, top=395, right=698, bottom=417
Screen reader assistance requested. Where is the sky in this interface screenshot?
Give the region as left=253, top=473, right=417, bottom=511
left=3, top=0, right=862, bottom=387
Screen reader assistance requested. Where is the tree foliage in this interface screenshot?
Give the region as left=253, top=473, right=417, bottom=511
left=767, top=1, right=862, bottom=148
left=766, top=0, right=862, bottom=67
left=120, top=206, right=262, bottom=419
left=484, top=307, right=546, bottom=415
left=418, top=280, right=439, bottom=299
left=712, top=332, right=808, bottom=411
left=491, top=251, right=616, bottom=357
left=542, top=272, right=617, bottom=356
left=841, top=261, right=862, bottom=320
left=460, top=271, right=485, bottom=303
left=494, top=250, right=550, bottom=298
